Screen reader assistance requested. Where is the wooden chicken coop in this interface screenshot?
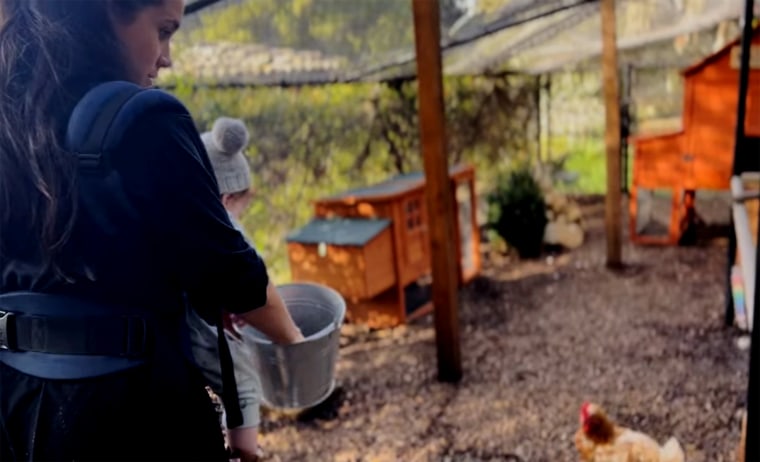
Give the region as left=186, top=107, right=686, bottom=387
left=286, top=164, right=480, bottom=328
left=630, top=26, right=760, bottom=245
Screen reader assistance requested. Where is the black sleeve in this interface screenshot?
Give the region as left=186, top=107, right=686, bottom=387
left=113, top=109, right=269, bottom=315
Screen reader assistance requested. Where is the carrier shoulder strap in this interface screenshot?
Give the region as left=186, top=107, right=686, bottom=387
left=65, top=81, right=244, bottom=429
left=66, top=80, right=190, bottom=168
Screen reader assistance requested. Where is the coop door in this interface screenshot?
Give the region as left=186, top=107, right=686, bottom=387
left=456, top=181, right=476, bottom=281
left=634, top=187, right=677, bottom=239
left=402, top=195, right=430, bottom=280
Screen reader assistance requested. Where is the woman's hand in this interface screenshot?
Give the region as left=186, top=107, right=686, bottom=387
left=227, top=426, right=263, bottom=462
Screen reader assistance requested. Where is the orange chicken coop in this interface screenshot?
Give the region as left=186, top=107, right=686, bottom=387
left=286, top=164, right=480, bottom=328
left=630, top=26, right=760, bottom=245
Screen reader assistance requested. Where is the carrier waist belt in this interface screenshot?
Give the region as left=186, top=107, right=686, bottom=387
left=0, top=292, right=158, bottom=379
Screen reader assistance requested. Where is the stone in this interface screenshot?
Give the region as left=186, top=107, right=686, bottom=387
left=557, top=222, right=584, bottom=249
left=547, top=192, right=568, bottom=213
left=544, top=221, right=562, bottom=245
left=736, top=336, right=751, bottom=350
left=565, top=202, right=583, bottom=223
left=544, top=221, right=584, bottom=249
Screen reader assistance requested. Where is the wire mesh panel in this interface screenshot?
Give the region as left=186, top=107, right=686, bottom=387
left=163, top=0, right=748, bottom=276
left=634, top=188, right=675, bottom=237
left=165, top=1, right=541, bottom=279
left=175, top=0, right=746, bottom=86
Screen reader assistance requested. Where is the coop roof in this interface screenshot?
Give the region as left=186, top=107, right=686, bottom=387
left=322, top=164, right=470, bottom=202
left=173, top=0, right=748, bottom=87
left=325, top=173, right=425, bottom=201
left=682, top=24, right=760, bottom=76
left=286, top=218, right=391, bottom=247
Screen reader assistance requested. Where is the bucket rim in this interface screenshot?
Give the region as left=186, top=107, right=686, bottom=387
left=237, top=281, right=346, bottom=344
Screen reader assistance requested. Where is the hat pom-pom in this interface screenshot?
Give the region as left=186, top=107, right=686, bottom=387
left=211, top=117, right=250, bottom=155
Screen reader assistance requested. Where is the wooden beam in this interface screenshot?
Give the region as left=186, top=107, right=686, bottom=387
left=184, top=0, right=226, bottom=16
left=411, top=0, right=462, bottom=383
left=600, top=0, right=623, bottom=268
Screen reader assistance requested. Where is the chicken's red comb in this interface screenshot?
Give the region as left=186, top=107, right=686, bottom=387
left=580, top=401, right=592, bottom=420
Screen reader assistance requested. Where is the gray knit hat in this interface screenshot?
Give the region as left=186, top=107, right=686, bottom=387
left=201, top=117, right=252, bottom=195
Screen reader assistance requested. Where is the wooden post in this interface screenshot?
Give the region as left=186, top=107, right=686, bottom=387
left=546, top=74, right=552, bottom=161
left=600, top=0, right=623, bottom=268
left=535, top=75, right=542, bottom=164
left=411, top=0, right=462, bottom=383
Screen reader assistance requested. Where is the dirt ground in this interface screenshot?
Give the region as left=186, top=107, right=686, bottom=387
left=258, top=194, right=750, bottom=462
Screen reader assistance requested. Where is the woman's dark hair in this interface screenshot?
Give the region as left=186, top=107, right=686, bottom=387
left=0, top=0, right=162, bottom=272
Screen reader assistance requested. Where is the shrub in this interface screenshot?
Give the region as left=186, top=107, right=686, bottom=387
left=487, top=166, right=547, bottom=259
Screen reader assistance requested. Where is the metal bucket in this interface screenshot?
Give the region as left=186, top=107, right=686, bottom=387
left=237, top=282, right=346, bottom=410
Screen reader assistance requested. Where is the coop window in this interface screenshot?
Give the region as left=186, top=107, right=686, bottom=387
left=405, top=198, right=423, bottom=230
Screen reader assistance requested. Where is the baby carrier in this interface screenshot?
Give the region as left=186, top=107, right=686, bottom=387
left=0, top=81, right=244, bottom=429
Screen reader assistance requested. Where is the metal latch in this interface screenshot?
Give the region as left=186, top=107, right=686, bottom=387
left=0, top=311, right=15, bottom=350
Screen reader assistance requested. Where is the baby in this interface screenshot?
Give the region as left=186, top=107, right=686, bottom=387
left=186, top=116, right=264, bottom=461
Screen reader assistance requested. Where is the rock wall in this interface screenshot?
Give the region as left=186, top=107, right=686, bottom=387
left=534, top=167, right=585, bottom=250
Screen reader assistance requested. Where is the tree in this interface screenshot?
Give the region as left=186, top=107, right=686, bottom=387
left=179, top=0, right=466, bottom=64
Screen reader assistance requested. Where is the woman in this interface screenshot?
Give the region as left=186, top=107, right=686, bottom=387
left=0, top=1, right=303, bottom=461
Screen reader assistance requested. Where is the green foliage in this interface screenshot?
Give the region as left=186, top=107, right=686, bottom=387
left=487, top=166, right=547, bottom=259
left=168, top=76, right=540, bottom=281
left=175, top=84, right=390, bottom=281
left=177, top=0, right=465, bottom=63
left=548, top=136, right=606, bottom=194
left=163, top=0, right=615, bottom=280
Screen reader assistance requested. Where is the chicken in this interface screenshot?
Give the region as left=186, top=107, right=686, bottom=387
left=574, top=402, right=685, bottom=462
